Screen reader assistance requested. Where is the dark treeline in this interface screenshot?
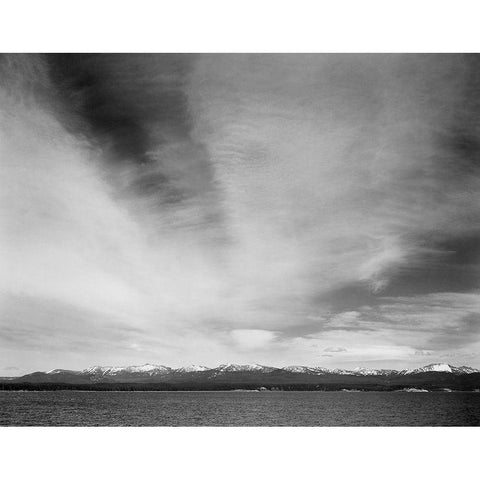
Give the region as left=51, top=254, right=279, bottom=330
left=1, top=382, right=479, bottom=392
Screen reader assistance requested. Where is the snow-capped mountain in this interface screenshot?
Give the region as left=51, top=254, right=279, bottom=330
left=8, top=362, right=479, bottom=390
left=452, top=365, right=480, bottom=374
left=283, top=366, right=331, bottom=375
left=82, top=364, right=171, bottom=376
left=7, top=359, right=480, bottom=395
left=327, top=367, right=399, bottom=376
left=45, top=369, right=77, bottom=374
left=283, top=366, right=317, bottom=374
left=350, top=367, right=399, bottom=376
left=330, top=368, right=353, bottom=375
left=281, top=366, right=398, bottom=376
left=28, top=362, right=480, bottom=383
left=44, top=369, right=83, bottom=376
left=215, top=363, right=276, bottom=373
left=401, top=363, right=480, bottom=375
left=174, top=365, right=210, bottom=373
left=41, top=362, right=480, bottom=378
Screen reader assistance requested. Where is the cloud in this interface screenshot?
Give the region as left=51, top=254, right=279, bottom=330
left=188, top=54, right=480, bottom=321
left=230, top=329, right=277, bottom=350
left=415, top=350, right=434, bottom=356
left=1, top=54, right=480, bottom=371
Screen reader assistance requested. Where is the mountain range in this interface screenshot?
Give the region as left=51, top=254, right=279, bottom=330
left=2, top=363, right=480, bottom=391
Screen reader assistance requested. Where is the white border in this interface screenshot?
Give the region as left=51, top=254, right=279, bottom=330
left=1, top=0, right=480, bottom=52
left=1, top=2, right=479, bottom=477
left=0, top=427, right=478, bottom=479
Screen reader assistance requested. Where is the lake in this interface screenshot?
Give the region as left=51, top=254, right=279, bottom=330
left=1, top=391, right=479, bottom=426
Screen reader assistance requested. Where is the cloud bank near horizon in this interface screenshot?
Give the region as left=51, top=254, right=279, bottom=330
left=1, top=54, right=480, bottom=374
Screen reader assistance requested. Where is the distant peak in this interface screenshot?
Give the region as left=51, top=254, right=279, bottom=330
left=403, top=363, right=453, bottom=374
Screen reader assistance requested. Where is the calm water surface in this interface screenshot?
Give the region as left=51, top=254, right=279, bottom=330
left=1, top=391, right=479, bottom=426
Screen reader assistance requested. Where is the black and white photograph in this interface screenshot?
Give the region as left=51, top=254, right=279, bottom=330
left=2, top=50, right=480, bottom=427
left=1, top=4, right=480, bottom=477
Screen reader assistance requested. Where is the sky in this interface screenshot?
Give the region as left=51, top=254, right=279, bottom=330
left=1, top=53, right=480, bottom=374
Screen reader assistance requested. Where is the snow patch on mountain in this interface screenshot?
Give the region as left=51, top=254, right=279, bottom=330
left=175, top=365, right=210, bottom=373
left=125, top=364, right=170, bottom=374
left=45, top=369, right=79, bottom=374
left=453, top=365, right=480, bottom=374
left=351, top=367, right=399, bottom=376
left=402, top=363, right=453, bottom=374
left=330, top=368, right=355, bottom=375
left=215, top=364, right=277, bottom=373
left=82, top=364, right=171, bottom=376
left=283, top=366, right=315, bottom=373
left=283, top=366, right=332, bottom=375
left=403, top=363, right=480, bottom=375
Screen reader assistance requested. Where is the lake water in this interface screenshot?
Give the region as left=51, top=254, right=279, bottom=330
left=1, top=391, right=479, bottom=426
